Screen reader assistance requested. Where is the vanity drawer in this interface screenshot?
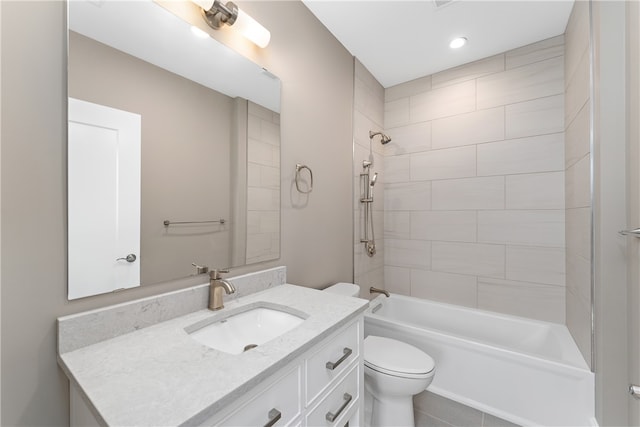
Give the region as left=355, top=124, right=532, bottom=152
left=305, top=321, right=360, bottom=405
left=216, top=365, right=302, bottom=427
left=305, top=363, right=359, bottom=427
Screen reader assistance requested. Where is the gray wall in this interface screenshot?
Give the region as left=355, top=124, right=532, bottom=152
left=0, top=1, right=354, bottom=425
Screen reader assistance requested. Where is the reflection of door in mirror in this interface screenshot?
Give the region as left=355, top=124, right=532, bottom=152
left=68, top=98, right=141, bottom=299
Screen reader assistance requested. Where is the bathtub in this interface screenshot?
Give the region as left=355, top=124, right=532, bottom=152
left=364, top=294, right=595, bottom=427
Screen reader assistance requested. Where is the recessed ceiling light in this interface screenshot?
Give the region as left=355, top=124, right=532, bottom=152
left=449, top=37, right=467, bottom=49
left=190, top=26, right=209, bottom=39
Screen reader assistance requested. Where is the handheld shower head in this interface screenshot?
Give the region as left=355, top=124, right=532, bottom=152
left=370, top=172, right=378, bottom=187
left=369, top=130, right=392, bottom=145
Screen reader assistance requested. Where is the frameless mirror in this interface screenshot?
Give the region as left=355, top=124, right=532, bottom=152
left=67, top=0, right=281, bottom=299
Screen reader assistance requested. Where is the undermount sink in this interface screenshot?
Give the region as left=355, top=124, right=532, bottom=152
left=188, top=305, right=306, bottom=355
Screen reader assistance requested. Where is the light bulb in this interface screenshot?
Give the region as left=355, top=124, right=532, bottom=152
left=449, top=37, right=467, bottom=49
left=191, top=0, right=214, bottom=10
left=233, top=8, right=271, bottom=48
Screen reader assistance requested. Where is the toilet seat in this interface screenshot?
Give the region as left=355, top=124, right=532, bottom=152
left=364, top=336, right=435, bottom=379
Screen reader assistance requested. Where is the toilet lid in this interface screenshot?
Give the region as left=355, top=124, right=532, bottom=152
left=364, top=336, right=435, bottom=376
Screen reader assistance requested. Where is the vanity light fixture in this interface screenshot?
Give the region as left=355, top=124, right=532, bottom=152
left=449, top=37, right=467, bottom=49
left=190, top=0, right=271, bottom=48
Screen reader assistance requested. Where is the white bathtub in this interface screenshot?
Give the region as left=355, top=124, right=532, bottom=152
left=364, top=294, right=595, bottom=427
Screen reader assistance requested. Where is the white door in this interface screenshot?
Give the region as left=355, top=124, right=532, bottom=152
left=68, top=98, right=141, bottom=300
left=628, top=1, right=640, bottom=424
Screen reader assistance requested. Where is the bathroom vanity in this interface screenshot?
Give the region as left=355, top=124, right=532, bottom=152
left=57, top=268, right=368, bottom=426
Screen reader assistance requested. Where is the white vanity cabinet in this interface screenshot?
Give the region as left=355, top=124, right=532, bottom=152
left=205, top=317, right=364, bottom=427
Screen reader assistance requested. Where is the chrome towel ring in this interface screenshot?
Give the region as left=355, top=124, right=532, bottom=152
left=295, top=164, right=313, bottom=194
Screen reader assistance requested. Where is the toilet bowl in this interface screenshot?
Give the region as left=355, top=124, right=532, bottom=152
left=324, top=283, right=436, bottom=427
left=364, top=335, right=435, bottom=426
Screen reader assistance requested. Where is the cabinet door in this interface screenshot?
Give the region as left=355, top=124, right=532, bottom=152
left=216, top=365, right=302, bottom=427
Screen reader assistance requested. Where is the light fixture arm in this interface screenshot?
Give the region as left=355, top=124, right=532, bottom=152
left=191, top=0, right=271, bottom=48
left=202, top=0, right=238, bottom=29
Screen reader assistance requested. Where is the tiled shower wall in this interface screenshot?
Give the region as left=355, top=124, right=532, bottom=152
left=246, top=101, right=281, bottom=264
left=353, top=59, right=386, bottom=293
left=564, top=1, right=592, bottom=367
left=383, top=36, right=567, bottom=323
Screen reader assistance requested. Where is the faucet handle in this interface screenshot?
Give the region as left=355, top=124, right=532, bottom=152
left=209, top=268, right=230, bottom=280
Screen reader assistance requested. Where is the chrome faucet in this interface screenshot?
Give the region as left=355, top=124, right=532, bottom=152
left=370, top=287, right=390, bottom=298
left=209, top=269, right=236, bottom=311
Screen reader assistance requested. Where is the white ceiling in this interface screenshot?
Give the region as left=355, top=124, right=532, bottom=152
left=302, top=0, right=575, bottom=88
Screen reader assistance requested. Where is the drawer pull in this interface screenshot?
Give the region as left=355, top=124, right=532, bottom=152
left=263, top=408, right=281, bottom=427
left=325, top=393, right=352, bottom=423
left=325, top=347, right=353, bottom=370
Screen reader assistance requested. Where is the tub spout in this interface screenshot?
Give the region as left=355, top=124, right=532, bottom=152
left=370, top=287, right=390, bottom=298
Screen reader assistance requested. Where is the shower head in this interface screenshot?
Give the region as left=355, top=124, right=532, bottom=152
left=369, top=130, right=392, bottom=145
left=370, top=172, right=378, bottom=187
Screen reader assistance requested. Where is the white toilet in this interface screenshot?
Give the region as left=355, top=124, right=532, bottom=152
left=324, top=283, right=436, bottom=427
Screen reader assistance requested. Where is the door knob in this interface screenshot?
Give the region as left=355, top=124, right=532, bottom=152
left=116, top=254, right=137, bottom=263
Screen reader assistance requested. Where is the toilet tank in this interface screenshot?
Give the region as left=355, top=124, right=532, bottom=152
left=324, top=283, right=361, bottom=298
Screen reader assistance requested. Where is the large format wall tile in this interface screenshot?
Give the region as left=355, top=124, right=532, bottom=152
left=506, top=245, right=566, bottom=286
left=506, top=172, right=565, bottom=210
left=384, top=97, right=410, bottom=129
left=384, top=181, right=432, bottom=211
left=385, top=75, right=431, bottom=103
left=564, top=0, right=590, bottom=86
left=384, top=155, right=411, bottom=183
left=432, top=54, right=504, bottom=89
left=410, top=269, right=478, bottom=308
left=477, top=56, right=564, bottom=109
left=432, top=242, right=505, bottom=278
left=410, top=146, right=476, bottom=181
left=410, top=211, right=477, bottom=242
left=385, top=239, right=431, bottom=269
left=565, top=102, right=590, bottom=168
left=432, top=176, right=505, bottom=210
left=565, top=287, right=591, bottom=361
left=505, top=94, right=564, bottom=139
left=384, top=211, right=411, bottom=239
left=505, top=35, right=564, bottom=70
left=565, top=154, right=591, bottom=209
left=410, top=80, right=476, bottom=122
left=432, top=107, right=505, bottom=149
left=565, top=49, right=590, bottom=126
left=478, top=278, right=566, bottom=323
left=477, top=133, right=564, bottom=176
left=385, top=121, right=431, bottom=155
left=384, top=265, right=411, bottom=296
left=478, top=210, right=565, bottom=247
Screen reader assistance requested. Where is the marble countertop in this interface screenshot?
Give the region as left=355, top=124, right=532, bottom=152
left=58, top=284, right=368, bottom=426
